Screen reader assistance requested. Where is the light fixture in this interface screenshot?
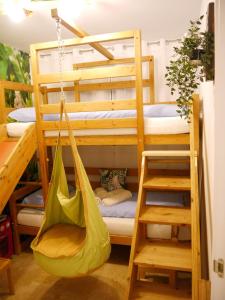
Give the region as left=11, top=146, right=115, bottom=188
left=3, top=0, right=26, bottom=23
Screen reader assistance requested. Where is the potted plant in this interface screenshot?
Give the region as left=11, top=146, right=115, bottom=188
left=165, top=15, right=214, bottom=120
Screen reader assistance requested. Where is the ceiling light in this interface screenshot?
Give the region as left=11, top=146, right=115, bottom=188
left=3, top=0, right=26, bottom=23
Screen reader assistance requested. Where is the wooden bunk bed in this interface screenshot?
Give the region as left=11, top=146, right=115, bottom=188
left=8, top=13, right=199, bottom=252
left=0, top=80, right=37, bottom=213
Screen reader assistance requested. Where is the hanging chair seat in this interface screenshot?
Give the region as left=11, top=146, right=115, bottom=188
left=35, top=224, right=86, bottom=258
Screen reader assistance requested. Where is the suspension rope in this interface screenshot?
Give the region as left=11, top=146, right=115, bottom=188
left=55, top=17, right=66, bottom=102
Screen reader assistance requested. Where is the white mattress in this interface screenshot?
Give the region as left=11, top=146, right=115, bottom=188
left=17, top=208, right=190, bottom=240
left=7, top=116, right=189, bottom=138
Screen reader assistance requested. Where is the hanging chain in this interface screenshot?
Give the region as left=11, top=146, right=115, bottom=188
left=55, top=17, right=66, bottom=102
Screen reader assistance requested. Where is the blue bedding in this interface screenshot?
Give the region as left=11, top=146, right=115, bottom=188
left=23, top=189, right=187, bottom=218
left=9, top=104, right=180, bottom=122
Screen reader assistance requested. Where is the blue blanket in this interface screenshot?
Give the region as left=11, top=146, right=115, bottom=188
left=9, top=104, right=179, bottom=122
left=23, top=189, right=187, bottom=218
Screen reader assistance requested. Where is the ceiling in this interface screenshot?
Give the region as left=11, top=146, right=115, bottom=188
left=0, top=0, right=202, bottom=53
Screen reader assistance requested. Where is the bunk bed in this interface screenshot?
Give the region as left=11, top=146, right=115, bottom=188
left=7, top=13, right=199, bottom=251
left=0, top=80, right=36, bottom=213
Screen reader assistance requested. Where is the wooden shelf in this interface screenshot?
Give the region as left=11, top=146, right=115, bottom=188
left=143, top=175, right=191, bottom=191
left=133, top=282, right=191, bottom=300
left=134, top=241, right=192, bottom=271
left=139, top=206, right=191, bottom=225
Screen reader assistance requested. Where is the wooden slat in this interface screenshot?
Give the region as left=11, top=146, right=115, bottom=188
left=45, top=135, right=137, bottom=146
left=40, top=79, right=150, bottom=93
left=0, top=80, right=33, bottom=92
left=41, top=118, right=136, bottom=130
left=110, top=234, right=132, bottom=246
left=133, top=282, right=191, bottom=300
left=44, top=135, right=191, bottom=147
left=18, top=224, right=39, bottom=235
left=40, top=100, right=136, bottom=114
left=37, top=65, right=135, bottom=84
left=134, top=241, right=192, bottom=271
left=144, top=134, right=190, bottom=145
left=143, top=175, right=191, bottom=191
left=73, top=56, right=153, bottom=69
left=149, top=158, right=190, bottom=164
left=31, top=30, right=135, bottom=51
left=142, top=150, right=190, bottom=157
left=139, top=206, right=191, bottom=225
left=51, top=8, right=114, bottom=60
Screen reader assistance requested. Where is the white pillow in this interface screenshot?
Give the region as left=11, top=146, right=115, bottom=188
left=99, top=188, right=132, bottom=206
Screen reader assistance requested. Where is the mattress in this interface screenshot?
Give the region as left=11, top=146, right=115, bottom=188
left=7, top=104, right=189, bottom=137
left=17, top=189, right=190, bottom=240
left=7, top=115, right=189, bottom=138
left=17, top=209, right=190, bottom=240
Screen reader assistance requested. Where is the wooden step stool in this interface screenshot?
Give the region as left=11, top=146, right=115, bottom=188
left=0, top=258, right=14, bottom=294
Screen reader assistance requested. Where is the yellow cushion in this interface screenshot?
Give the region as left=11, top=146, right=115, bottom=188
left=35, top=224, right=86, bottom=258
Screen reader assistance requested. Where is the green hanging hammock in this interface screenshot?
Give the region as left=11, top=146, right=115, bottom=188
left=31, top=102, right=111, bottom=277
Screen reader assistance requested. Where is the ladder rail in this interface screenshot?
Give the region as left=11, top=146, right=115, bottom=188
left=127, top=155, right=147, bottom=299
left=190, top=94, right=201, bottom=299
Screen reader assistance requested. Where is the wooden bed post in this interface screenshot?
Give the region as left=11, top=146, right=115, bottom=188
left=30, top=45, right=49, bottom=201
left=134, top=30, right=144, bottom=174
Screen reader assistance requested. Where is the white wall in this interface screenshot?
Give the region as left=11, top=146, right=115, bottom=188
left=211, top=1, right=225, bottom=299
left=199, top=0, right=215, bottom=281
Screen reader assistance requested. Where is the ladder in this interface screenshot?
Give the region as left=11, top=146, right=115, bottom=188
left=127, top=149, right=200, bottom=299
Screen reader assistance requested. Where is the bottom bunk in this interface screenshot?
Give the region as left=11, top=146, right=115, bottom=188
left=9, top=183, right=191, bottom=253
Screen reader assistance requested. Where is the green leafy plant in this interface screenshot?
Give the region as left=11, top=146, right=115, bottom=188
left=0, top=42, right=31, bottom=107
left=165, top=15, right=214, bottom=120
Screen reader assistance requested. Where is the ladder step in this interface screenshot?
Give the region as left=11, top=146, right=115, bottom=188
left=134, top=241, right=192, bottom=271
left=133, top=282, right=191, bottom=300
left=143, top=175, right=191, bottom=191
left=139, top=206, right=191, bottom=225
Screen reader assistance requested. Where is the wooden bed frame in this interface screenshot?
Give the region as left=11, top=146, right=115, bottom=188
left=30, top=13, right=195, bottom=200
left=0, top=80, right=37, bottom=213
left=6, top=10, right=199, bottom=250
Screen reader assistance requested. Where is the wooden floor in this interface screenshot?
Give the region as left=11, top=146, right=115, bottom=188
left=0, top=245, right=130, bottom=300
left=0, top=245, right=192, bottom=299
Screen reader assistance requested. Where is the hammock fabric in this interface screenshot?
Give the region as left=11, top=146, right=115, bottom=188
left=31, top=102, right=111, bottom=277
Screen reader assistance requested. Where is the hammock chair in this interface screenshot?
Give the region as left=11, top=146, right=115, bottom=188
left=31, top=102, right=111, bottom=277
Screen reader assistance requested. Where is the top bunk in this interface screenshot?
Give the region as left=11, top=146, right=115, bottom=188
left=28, top=11, right=199, bottom=149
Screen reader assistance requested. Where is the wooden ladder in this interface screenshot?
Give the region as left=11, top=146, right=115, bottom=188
left=127, top=149, right=200, bottom=300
